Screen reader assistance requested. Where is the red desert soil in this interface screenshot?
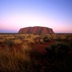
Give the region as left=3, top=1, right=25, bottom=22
left=30, top=40, right=55, bottom=54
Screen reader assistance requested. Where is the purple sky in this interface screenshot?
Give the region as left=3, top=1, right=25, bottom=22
left=0, top=0, right=72, bottom=33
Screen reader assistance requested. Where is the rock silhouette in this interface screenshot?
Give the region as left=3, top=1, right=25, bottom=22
left=18, top=26, right=54, bottom=34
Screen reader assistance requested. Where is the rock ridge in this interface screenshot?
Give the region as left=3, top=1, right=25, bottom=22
left=18, top=26, right=54, bottom=34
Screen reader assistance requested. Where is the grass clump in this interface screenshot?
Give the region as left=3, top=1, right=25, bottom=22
left=0, top=44, right=33, bottom=72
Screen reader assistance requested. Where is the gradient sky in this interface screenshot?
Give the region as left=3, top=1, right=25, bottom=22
left=0, top=0, right=72, bottom=33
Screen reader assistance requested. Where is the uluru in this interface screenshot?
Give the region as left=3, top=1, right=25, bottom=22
left=18, top=26, right=54, bottom=34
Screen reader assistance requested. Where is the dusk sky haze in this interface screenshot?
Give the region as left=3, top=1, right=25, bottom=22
left=0, top=0, right=72, bottom=33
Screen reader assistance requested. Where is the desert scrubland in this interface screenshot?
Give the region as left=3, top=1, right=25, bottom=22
left=0, top=33, right=72, bottom=72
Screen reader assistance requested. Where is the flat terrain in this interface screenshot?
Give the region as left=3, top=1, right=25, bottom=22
left=0, top=33, right=72, bottom=72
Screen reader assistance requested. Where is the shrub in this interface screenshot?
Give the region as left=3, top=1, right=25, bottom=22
left=43, top=36, right=51, bottom=42
left=45, top=42, right=70, bottom=59
left=12, top=39, right=23, bottom=45
left=45, top=42, right=72, bottom=71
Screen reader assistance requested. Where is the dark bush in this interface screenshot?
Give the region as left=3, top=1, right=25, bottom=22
left=43, top=36, right=51, bottom=42
left=45, top=42, right=70, bottom=59
left=45, top=42, right=72, bottom=71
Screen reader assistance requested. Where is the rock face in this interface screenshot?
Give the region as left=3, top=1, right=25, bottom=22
left=18, top=26, right=54, bottom=34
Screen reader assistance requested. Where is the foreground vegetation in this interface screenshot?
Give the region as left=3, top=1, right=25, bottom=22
left=0, top=33, right=72, bottom=72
